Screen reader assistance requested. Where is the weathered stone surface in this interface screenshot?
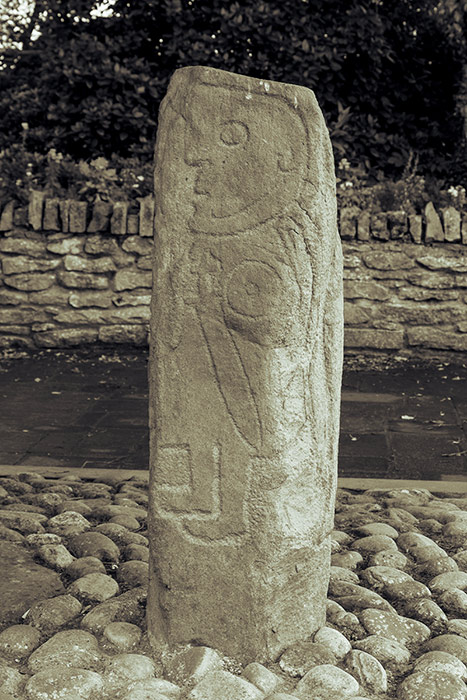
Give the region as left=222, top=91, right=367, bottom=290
left=345, top=328, right=404, bottom=349
left=371, top=213, right=389, bottom=240
left=409, top=214, right=423, bottom=243
left=57, top=271, right=109, bottom=289
left=68, top=200, right=88, bottom=233
left=138, top=196, right=155, bottom=237
left=416, top=252, right=467, bottom=273
left=407, top=327, right=467, bottom=352
left=102, top=622, right=142, bottom=652
left=80, top=586, right=147, bottom=635
left=34, top=328, right=98, bottom=347
left=68, top=291, right=113, bottom=308
left=388, top=210, right=408, bottom=239
left=344, top=649, right=387, bottom=694
left=25, top=667, right=104, bottom=700
left=0, top=200, right=15, bottom=231
left=28, top=190, right=46, bottom=230
left=112, top=292, right=151, bottom=307
left=186, top=670, right=263, bottom=700
left=111, top=201, right=129, bottom=234
left=68, top=572, right=120, bottom=603
left=357, top=210, right=370, bottom=241
left=4, top=273, right=55, bottom=291
left=43, top=198, right=61, bottom=231
left=443, top=206, right=462, bottom=242
left=114, top=270, right=152, bottom=290
left=425, top=202, right=445, bottom=242
left=0, top=624, right=41, bottom=660
left=165, top=646, right=223, bottom=688
left=122, top=236, right=153, bottom=255
left=354, top=635, right=411, bottom=667
left=344, top=280, right=389, bottom=300
left=362, top=250, right=413, bottom=271
left=295, top=664, right=359, bottom=699
left=0, top=237, right=46, bottom=257
left=398, top=671, right=466, bottom=700
left=64, top=254, right=116, bottom=273
left=242, top=662, right=281, bottom=694
left=68, top=531, right=120, bottom=561
left=87, top=201, right=113, bottom=233
left=147, top=66, right=343, bottom=663
left=28, top=629, right=103, bottom=673
left=27, top=594, right=82, bottom=635
left=2, top=256, right=60, bottom=275
left=127, top=213, right=139, bottom=234
left=279, top=640, right=336, bottom=677
left=98, top=324, right=148, bottom=345
left=340, top=207, right=359, bottom=239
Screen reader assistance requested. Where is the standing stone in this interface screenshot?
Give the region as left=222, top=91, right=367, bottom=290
left=148, top=66, right=343, bottom=663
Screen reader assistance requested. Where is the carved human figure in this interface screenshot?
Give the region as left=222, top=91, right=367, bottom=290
left=148, top=66, right=343, bottom=662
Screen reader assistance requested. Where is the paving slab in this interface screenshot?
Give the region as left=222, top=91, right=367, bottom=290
left=0, top=348, right=465, bottom=482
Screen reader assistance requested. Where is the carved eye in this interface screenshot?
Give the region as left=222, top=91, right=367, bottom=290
left=219, top=120, right=249, bottom=146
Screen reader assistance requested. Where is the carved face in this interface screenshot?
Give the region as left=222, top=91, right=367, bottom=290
left=184, top=83, right=307, bottom=234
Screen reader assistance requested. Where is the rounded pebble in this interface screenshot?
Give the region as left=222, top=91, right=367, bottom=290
left=68, top=572, right=120, bottom=603
left=423, top=634, right=467, bottom=664
left=313, top=627, right=351, bottom=658
left=109, top=514, right=141, bottom=531
left=25, top=667, right=104, bottom=699
left=397, top=670, right=466, bottom=700
left=279, top=641, right=336, bottom=677
left=122, top=544, right=149, bottom=562
left=104, top=653, right=156, bottom=682
left=428, top=571, right=467, bottom=595
left=354, top=635, right=410, bottom=667
left=0, top=624, right=41, bottom=660
left=116, top=560, right=149, bottom=589
left=66, top=556, right=107, bottom=580
left=414, top=651, right=467, bottom=680
left=37, top=543, right=75, bottom=569
left=351, top=534, right=398, bottom=554
left=102, top=622, right=142, bottom=652
left=27, top=594, right=82, bottom=635
left=295, top=664, right=359, bottom=698
left=439, top=588, right=467, bottom=616
left=344, top=649, right=388, bottom=694
left=68, top=532, right=120, bottom=562
left=356, top=523, right=399, bottom=539
left=47, top=511, right=92, bottom=536
left=28, top=629, right=103, bottom=674
left=0, top=659, right=25, bottom=696
left=368, top=549, right=408, bottom=569
left=121, top=678, right=182, bottom=699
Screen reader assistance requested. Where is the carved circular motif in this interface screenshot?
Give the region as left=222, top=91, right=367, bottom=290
left=219, top=120, right=250, bottom=146
left=226, top=260, right=283, bottom=318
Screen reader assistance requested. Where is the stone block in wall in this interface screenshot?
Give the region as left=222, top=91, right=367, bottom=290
left=58, top=200, right=71, bottom=233
left=112, top=292, right=151, bottom=307
left=416, top=252, right=467, bottom=273
left=0, top=325, right=31, bottom=336
left=345, top=328, right=404, bottom=349
left=57, top=271, right=109, bottom=289
left=407, top=327, right=467, bottom=351
left=127, top=215, right=139, bottom=234
left=0, top=335, right=34, bottom=348
left=0, top=201, right=15, bottom=231
left=339, top=207, right=359, bottom=240
left=408, top=214, right=422, bottom=244
left=84, top=235, right=118, bottom=255
left=398, top=287, right=459, bottom=301
left=407, top=272, right=457, bottom=289
left=68, top=291, right=113, bottom=308
left=98, top=324, right=148, bottom=345
left=13, top=207, right=28, bottom=227
left=424, top=202, right=444, bottom=242
left=34, top=328, right=99, bottom=347
left=357, top=211, right=370, bottom=241
left=69, top=201, right=88, bottom=234
left=29, top=288, right=71, bottom=305
left=370, top=213, right=389, bottom=240
left=0, top=290, right=27, bottom=306
left=442, top=207, right=461, bottom=243
left=87, top=202, right=113, bottom=233
left=387, top=211, right=408, bottom=239
left=462, top=214, right=467, bottom=245
left=111, top=202, right=128, bottom=235
left=136, top=256, right=152, bottom=270
left=28, top=191, right=46, bottom=231
left=43, top=199, right=61, bottom=231
left=4, top=273, right=56, bottom=291
left=63, top=254, right=117, bottom=273
left=2, top=257, right=60, bottom=275
left=0, top=238, right=46, bottom=257
left=114, top=270, right=152, bottom=291
left=138, top=196, right=154, bottom=237
left=52, top=305, right=150, bottom=324
left=344, top=302, right=372, bottom=325
left=362, top=251, right=414, bottom=271
left=344, top=280, right=389, bottom=301
left=458, top=320, right=467, bottom=332
left=122, top=236, right=153, bottom=255
left=47, top=236, right=84, bottom=255
left=0, top=308, right=48, bottom=325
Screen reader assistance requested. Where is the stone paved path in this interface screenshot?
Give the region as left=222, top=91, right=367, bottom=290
left=0, top=348, right=465, bottom=482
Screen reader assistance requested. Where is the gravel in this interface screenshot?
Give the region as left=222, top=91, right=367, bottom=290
left=0, top=471, right=466, bottom=700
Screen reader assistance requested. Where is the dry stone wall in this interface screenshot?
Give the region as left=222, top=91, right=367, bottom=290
left=0, top=193, right=466, bottom=353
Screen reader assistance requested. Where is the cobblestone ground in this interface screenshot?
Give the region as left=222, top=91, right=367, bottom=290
left=0, top=472, right=466, bottom=700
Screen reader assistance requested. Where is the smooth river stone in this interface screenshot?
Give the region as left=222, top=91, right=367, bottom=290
left=147, top=65, right=343, bottom=663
